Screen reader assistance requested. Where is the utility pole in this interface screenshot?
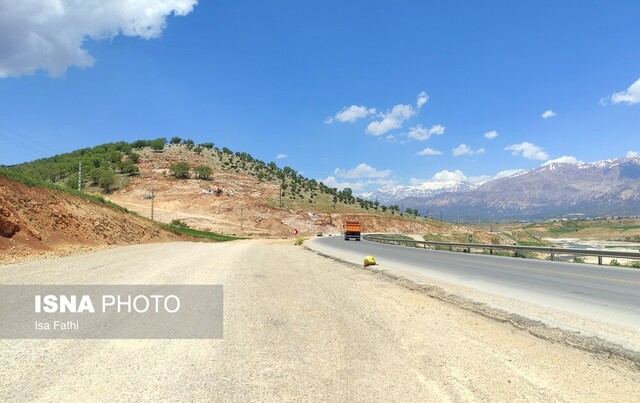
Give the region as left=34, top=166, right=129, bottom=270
left=78, top=161, right=82, bottom=191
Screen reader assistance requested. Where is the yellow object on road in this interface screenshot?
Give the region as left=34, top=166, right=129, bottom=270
left=364, top=256, right=377, bottom=267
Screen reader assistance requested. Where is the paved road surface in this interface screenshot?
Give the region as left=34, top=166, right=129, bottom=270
left=310, top=236, right=640, bottom=340
left=1, top=240, right=639, bottom=401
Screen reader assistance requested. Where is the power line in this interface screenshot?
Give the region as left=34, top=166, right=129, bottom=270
left=0, top=124, right=58, bottom=160
left=0, top=124, right=57, bottom=154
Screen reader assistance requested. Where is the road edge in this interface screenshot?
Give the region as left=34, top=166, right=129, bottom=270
left=303, top=243, right=640, bottom=370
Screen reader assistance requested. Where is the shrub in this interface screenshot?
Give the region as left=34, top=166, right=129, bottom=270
left=294, top=236, right=305, bottom=246
left=183, top=139, right=195, bottom=150
left=132, top=140, right=150, bottom=149
left=631, top=261, right=640, bottom=269
left=170, top=162, right=191, bottom=179
left=150, top=138, right=166, bottom=152
left=610, top=259, right=621, bottom=267
left=170, top=219, right=189, bottom=228
left=573, top=256, right=585, bottom=264
left=127, top=152, right=140, bottom=163
left=200, top=142, right=214, bottom=149
left=65, top=173, right=80, bottom=189
left=194, top=165, right=212, bottom=180
left=119, top=161, right=139, bottom=176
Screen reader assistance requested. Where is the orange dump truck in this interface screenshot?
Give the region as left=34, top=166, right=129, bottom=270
left=344, top=221, right=362, bottom=241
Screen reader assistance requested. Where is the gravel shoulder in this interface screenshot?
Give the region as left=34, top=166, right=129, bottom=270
left=1, top=240, right=639, bottom=401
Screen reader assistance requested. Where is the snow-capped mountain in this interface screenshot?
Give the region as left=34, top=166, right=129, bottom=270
left=360, top=180, right=477, bottom=205
left=422, top=156, right=640, bottom=220
left=361, top=156, right=640, bottom=220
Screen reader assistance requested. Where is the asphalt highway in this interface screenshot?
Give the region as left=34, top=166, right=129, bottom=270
left=310, top=236, right=640, bottom=333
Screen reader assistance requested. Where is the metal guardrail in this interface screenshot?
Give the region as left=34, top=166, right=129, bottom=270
left=363, top=234, right=640, bottom=265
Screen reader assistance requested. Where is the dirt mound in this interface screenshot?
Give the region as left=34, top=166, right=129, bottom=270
left=0, top=175, right=181, bottom=263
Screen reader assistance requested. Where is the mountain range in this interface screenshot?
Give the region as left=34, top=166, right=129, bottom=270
left=361, top=157, right=640, bottom=221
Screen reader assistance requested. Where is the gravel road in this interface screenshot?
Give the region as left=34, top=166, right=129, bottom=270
left=1, top=240, right=639, bottom=401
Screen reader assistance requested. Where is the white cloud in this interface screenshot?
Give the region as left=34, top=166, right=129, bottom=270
left=409, top=178, right=430, bottom=186
left=416, top=147, right=443, bottom=156
left=608, top=78, right=640, bottom=105
left=275, top=153, right=287, bottom=159
left=451, top=145, right=485, bottom=157
left=484, top=130, right=498, bottom=140
left=627, top=150, right=639, bottom=158
left=330, top=105, right=377, bottom=123
left=410, top=168, right=527, bottom=187
left=505, top=142, right=549, bottom=160
left=321, top=176, right=396, bottom=192
left=494, top=169, right=526, bottom=179
left=328, top=92, right=428, bottom=135
left=321, top=176, right=365, bottom=191
left=542, top=156, right=582, bottom=166
left=385, top=134, right=397, bottom=143
left=433, top=169, right=467, bottom=182
left=416, top=91, right=429, bottom=108
left=541, top=110, right=557, bottom=119
left=452, top=144, right=472, bottom=156
left=333, top=163, right=391, bottom=179
left=469, top=169, right=526, bottom=185
left=0, top=0, right=198, bottom=78
left=366, top=104, right=416, bottom=136
left=407, top=124, right=445, bottom=141
left=467, top=175, right=491, bottom=185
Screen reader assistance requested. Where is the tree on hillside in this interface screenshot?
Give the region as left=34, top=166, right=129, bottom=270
left=194, top=165, right=212, bottom=180
left=118, top=161, right=139, bottom=176
left=98, top=168, right=116, bottom=191
left=183, top=139, right=195, bottom=150
left=65, top=173, right=80, bottom=190
left=106, top=150, right=122, bottom=163
left=170, top=136, right=182, bottom=145
left=170, top=162, right=191, bottom=179
left=127, top=152, right=140, bottom=163
left=150, top=138, right=166, bottom=152
left=200, top=142, right=214, bottom=149
left=132, top=140, right=150, bottom=149
left=89, top=168, right=102, bottom=185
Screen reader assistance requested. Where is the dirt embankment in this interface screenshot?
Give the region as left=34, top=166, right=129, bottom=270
left=0, top=175, right=181, bottom=263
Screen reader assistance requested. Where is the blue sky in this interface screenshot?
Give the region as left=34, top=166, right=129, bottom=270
left=0, top=0, right=639, bottom=192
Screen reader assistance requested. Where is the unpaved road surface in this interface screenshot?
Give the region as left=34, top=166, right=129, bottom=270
left=1, top=240, right=639, bottom=401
